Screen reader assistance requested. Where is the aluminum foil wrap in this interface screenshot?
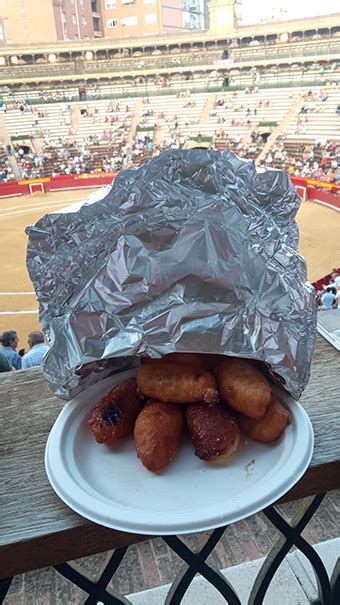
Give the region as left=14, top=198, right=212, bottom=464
left=26, top=149, right=317, bottom=400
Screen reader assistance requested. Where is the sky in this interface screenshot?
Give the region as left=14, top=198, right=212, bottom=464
left=240, top=0, right=340, bottom=25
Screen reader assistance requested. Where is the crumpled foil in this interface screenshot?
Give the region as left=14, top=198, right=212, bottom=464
left=26, top=149, right=317, bottom=400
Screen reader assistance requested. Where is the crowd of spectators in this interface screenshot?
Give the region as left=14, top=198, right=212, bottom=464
left=315, top=270, right=340, bottom=309
left=0, top=158, right=15, bottom=181
left=14, top=135, right=170, bottom=179
left=0, top=330, right=49, bottom=373
left=210, top=91, right=274, bottom=135
left=8, top=94, right=198, bottom=179
left=6, top=134, right=339, bottom=183
left=261, top=137, right=340, bottom=183
left=0, top=90, right=339, bottom=183
left=212, top=131, right=264, bottom=159
left=11, top=100, right=132, bottom=177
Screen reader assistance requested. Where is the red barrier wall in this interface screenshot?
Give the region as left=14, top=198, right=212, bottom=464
left=305, top=188, right=340, bottom=211
left=0, top=173, right=116, bottom=199
left=290, top=176, right=340, bottom=210
left=0, top=173, right=339, bottom=211
left=313, top=268, right=340, bottom=291
left=48, top=173, right=116, bottom=192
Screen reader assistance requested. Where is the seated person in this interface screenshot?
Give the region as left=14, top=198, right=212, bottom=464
left=321, top=288, right=336, bottom=309
left=0, top=352, right=12, bottom=372
left=21, top=331, right=49, bottom=369
left=0, top=330, right=22, bottom=369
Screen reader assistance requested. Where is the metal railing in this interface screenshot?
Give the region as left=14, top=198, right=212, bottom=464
left=2, top=72, right=340, bottom=107
left=230, top=42, right=340, bottom=63
left=0, top=42, right=338, bottom=84
left=1, top=494, right=339, bottom=604
left=0, top=51, right=222, bottom=82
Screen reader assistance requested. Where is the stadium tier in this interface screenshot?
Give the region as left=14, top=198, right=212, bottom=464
left=0, top=16, right=339, bottom=184
left=0, top=84, right=339, bottom=183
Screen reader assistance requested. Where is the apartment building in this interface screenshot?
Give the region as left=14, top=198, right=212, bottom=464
left=101, top=0, right=208, bottom=38
left=52, top=0, right=104, bottom=40
left=0, top=0, right=104, bottom=44
left=0, top=0, right=208, bottom=44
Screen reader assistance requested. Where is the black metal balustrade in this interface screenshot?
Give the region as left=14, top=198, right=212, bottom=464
left=1, top=493, right=339, bottom=604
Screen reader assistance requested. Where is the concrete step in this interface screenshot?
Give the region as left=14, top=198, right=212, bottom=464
left=126, top=537, right=340, bottom=605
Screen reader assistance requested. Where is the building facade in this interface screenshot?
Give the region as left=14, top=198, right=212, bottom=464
left=0, top=0, right=210, bottom=45
left=181, top=0, right=206, bottom=31
left=0, top=0, right=57, bottom=44
left=162, top=0, right=185, bottom=34
left=101, top=0, right=163, bottom=38
left=0, top=0, right=104, bottom=44
left=100, top=0, right=208, bottom=38
left=52, top=0, right=104, bottom=40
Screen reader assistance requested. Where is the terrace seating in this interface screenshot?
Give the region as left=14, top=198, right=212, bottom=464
left=1, top=85, right=339, bottom=182
left=283, top=88, right=340, bottom=141
left=202, top=87, right=302, bottom=144
left=2, top=99, right=137, bottom=148
left=0, top=145, right=15, bottom=181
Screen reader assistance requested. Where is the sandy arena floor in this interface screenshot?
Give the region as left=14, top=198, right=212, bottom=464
left=0, top=189, right=338, bottom=345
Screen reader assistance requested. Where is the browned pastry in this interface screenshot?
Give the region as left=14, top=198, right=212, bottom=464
left=237, top=397, right=291, bottom=443
left=88, top=378, right=144, bottom=444
left=137, top=362, right=219, bottom=405
left=213, top=357, right=271, bottom=418
left=134, top=400, right=184, bottom=472
left=185, top=403, right=240, bottom=461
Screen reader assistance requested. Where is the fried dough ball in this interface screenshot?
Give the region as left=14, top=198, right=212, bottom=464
left=185, top=403, right=240, bottom=462
left=237, top=397, right=291, bottom=443
left=213, top=357, right=271, bottom=418
left=88, top=378, right=144, bottom=444
left=137, top=362, right=219, bottom=405
left=134, top=400, right=184, bottom=472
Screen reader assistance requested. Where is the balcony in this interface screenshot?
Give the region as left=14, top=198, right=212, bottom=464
left=230, top=39, right=340, bottom=64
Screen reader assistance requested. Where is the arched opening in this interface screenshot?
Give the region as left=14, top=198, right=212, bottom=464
left=318, top=28, right=330, bottom=37
left=216, top=39, right=229, bottom=47
left=34, top=54, right=46, bottom=64
left=266, top=34, right=277, bottom=45
left=15, top=143, right=31, bottom=156
left=252, top=36, right=265, bottom=45
left=240, top=37, right=252, bottom=47
left=96, top=50, right=108, bottom=61
left=132, top=48, right=143, bottom=57
left=23, top=55, right=34, bottom=65
left=108, top=49, right=120, bottom=59
left=259, top=131, right=271, bottom=143
left=59, top=52, right=72, bottom=63
left=304, top=29, right=317, bottom=38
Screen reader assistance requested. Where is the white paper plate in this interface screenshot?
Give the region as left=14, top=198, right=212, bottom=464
left=45, top=370, right=314, bottom=535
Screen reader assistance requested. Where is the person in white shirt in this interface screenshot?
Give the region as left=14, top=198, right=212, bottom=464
left=336, top=290, right=340, bottom=310
left=21, top=331, right=49, bottom=369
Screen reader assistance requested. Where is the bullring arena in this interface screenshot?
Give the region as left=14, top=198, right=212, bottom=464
left=0, top=186, right=339, bottom=345
left=1, top=4, right=340, bottom=603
